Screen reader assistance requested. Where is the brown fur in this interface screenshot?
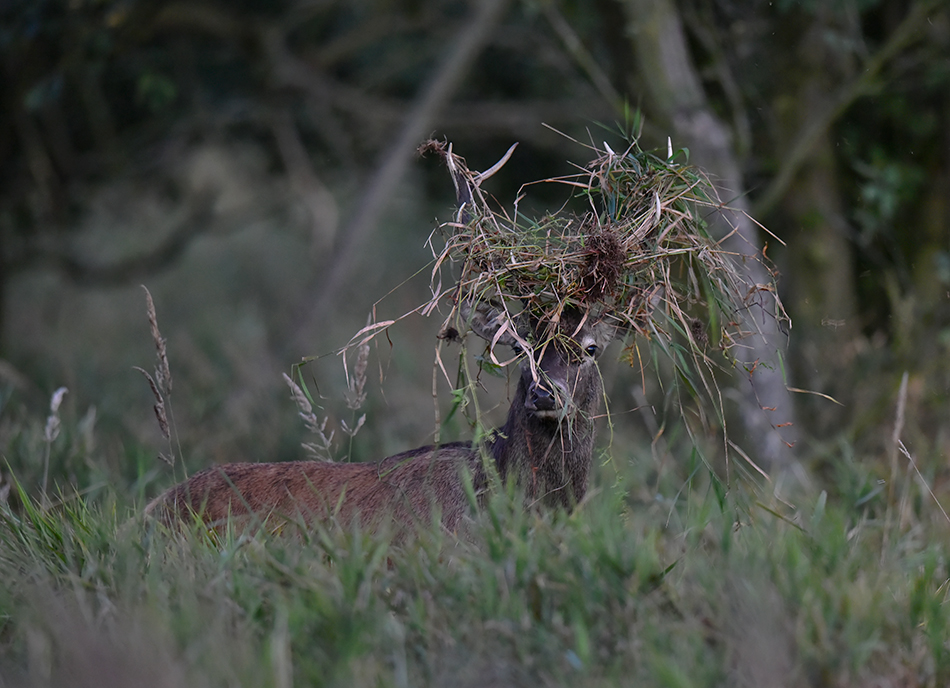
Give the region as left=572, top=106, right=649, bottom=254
left=145, top=308, right=619, bottom=535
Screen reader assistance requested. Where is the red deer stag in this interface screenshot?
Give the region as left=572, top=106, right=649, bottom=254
left=146, top=302, right=622, bottom=534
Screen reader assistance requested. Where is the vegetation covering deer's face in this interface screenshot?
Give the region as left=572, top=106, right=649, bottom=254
left=465, top=303, right=620, bottom=422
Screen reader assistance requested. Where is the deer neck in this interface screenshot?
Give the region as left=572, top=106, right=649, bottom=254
left=489, top=374, right=601, bottom=509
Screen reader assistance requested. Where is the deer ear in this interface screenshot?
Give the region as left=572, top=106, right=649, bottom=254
left=458, top=300, right=520, bottom=349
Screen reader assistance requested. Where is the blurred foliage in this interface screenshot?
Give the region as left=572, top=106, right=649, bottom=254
left=2, top=406, right=950, bottom=685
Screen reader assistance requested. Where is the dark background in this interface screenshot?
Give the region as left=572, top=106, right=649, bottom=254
left=1, top=0, right=948, bottom=497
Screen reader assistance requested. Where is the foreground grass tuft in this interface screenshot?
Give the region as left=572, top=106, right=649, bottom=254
left=1, top=452, right=949, bottom=687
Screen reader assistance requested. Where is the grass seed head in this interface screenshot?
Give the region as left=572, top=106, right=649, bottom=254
left=142, top=285, right=172, bottom=395
left=44, top=387, right=68, bottom=444
left=345, top=341, right=370, bottom=411
left=133, top=367, right=170, bottom=441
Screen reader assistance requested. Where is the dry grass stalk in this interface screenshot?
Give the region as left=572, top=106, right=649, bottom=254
left=341, top=339, right=370, bottom=443
left=43, top=387, right=67, bottom=444
left=41, top=386, right=68, bottom=501
left=282, top=372, right=335, bottom=461
left=137, top=287, right=178, bottom=469
left=133, top=367, right=170, bottom=441
left=142, top=286, right=172, bottom=396
left=888, top=371, right=909, bottom=505
left=344, top=340, right=370, bottom=411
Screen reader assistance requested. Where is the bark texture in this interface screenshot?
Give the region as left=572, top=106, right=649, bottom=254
left=619, top=0, right=799, bottom=468
left=774, top=19, right=859, bottom=436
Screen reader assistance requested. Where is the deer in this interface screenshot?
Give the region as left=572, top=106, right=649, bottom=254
left=145, top=301, right=624, bottom=535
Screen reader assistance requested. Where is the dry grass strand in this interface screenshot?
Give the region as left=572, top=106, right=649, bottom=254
left=142, top=285, right=172, bottom=395
left=344, top=340, right=370, bottom=411
left=133, top=366, right=170, bottom=442
left=282, top=372, right=335, bottom=461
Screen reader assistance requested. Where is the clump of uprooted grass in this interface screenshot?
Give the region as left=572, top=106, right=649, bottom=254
left=422, top=137, right=780, bottom=351
left=413, top=137, right=787, bottom=455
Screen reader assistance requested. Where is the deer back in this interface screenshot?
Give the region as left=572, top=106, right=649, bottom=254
left=146, top=442, right=488, bottom=534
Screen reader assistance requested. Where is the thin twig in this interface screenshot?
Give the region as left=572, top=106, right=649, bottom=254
left=898, top=440, right=950, bottom=526
left=539, top=0, right=623, bottom=112
left=888, top=371, right=909, bottom=505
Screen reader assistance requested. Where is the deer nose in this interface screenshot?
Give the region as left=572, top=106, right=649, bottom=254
left=528, top=381, right=557, bottom=412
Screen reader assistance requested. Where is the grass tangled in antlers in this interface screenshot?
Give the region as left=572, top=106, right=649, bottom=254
left=420, top=137, right=785, bottom=368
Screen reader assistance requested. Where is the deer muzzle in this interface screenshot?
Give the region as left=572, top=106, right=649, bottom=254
left=526, top=379, right=567, bottom=418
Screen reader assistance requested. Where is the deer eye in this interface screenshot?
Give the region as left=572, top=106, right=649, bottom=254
left=584, top=344, right=598, bottom=357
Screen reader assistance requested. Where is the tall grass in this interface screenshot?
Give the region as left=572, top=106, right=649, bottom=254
left=1, top=291, right=947, bottom=686
left=1, top=400, right=949, bottom=687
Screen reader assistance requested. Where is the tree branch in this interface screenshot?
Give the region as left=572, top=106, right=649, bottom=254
left=288, top=0, right=512, bottom=354
left=9, top=191, right=286, bottom=288
left=539, top=0, right=624, bottom=112
left=21, top=198, right=216, bottom=287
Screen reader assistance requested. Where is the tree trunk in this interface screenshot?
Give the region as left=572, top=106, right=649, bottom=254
left=618, top=0, right=799, bottom=470
left=772, top=19, right=859, bottom=437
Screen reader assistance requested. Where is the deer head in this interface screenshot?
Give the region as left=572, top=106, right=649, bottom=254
left=458, top=299, right=622, bottom=508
